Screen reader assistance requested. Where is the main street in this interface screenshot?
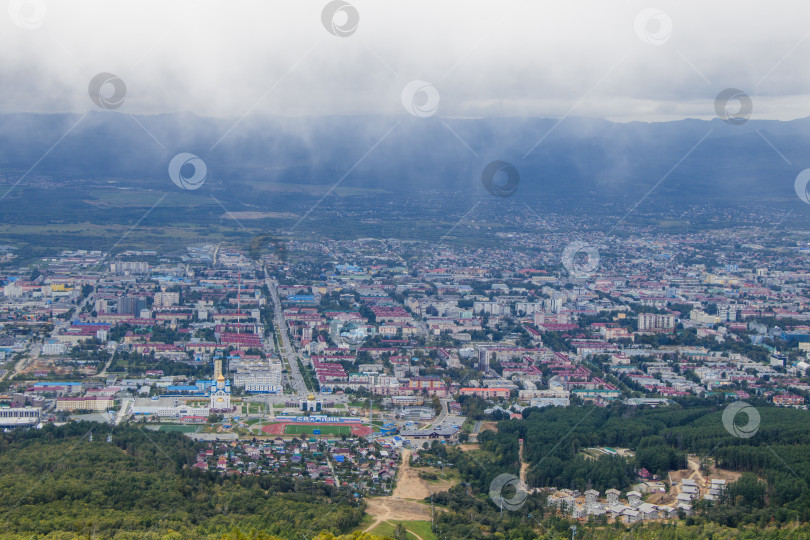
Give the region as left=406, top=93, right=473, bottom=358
left=265, top=275, right=309, bottom=395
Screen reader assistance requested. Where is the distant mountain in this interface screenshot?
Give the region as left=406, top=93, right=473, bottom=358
left=0, top=111, right=808, bottom=205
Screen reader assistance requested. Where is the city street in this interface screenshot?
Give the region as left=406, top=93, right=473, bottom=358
left=265, top=275, right=309, bottom=396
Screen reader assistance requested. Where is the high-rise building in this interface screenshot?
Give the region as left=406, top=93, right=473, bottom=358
left=119, top=296, right=146, bottom=316
left=478, top=347, right=490, bottom=373
left=110, top=261, right=149, bottom=275
left=154, top=291, right=179, bottom=308
left=638, top=313, right=675, bottom=332
left=94, top=299, right=108, bottom=313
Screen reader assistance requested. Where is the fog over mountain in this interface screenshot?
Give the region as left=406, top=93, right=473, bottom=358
left=0, top=112, right=806, bottom=207
left=3, top=0, right=810, bottom=219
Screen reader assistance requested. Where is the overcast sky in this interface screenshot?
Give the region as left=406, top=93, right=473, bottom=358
left=2, top=0, right=810, bottom=122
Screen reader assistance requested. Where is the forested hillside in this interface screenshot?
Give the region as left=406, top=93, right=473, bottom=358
left=0, top=423, right=365, bottom=539
left=422, top=401, right=810, bottom=537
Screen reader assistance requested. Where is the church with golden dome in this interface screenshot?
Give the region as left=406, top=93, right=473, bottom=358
left=209, top=358, right=232, bottom=412
left=300, top=393, right=323, bottom=412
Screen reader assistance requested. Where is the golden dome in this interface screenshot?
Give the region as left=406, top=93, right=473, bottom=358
left=217, top=374, right=225, bottom=382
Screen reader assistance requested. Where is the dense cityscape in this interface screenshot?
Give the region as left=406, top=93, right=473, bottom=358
left=4, top=1, right=810, bottom=538
left=2, top=217, right=810, bottom=537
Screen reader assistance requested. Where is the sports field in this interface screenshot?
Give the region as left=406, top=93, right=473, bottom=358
left=157, top=425, right=199, bottom=433
left=262, top=422, right=373, bottom=437
left=284, top=424, right=351, bottom=435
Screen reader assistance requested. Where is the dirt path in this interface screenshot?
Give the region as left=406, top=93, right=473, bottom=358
left=393, top=449, right=431, bottom=499
left=364, top=448, right=445, bottom=533
left=687, top=457, right=706, bottom=485
left=390, top=449, right=454, bottom=499
left=363, top=499, right=432, bottom=533
left=456, top=444, right=480, bottom=452
left=519, top=439, right=529, bottom=486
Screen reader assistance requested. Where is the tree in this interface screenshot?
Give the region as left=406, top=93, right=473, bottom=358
left=431, top=396, right=442, bottom=415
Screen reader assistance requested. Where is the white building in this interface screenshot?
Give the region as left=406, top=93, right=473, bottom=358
left=234, top=369, right=283, bottom=393
left=0, top=407, right=41, bottom=426
left=132, top=397, right=208, bottom=417
left=638, top=313, right=675, bottom=331
left=622, top=509, right=640, bottom=524
left=110, top=261, right=149, bottom=275
left=231, top=358, right=283, bottom=393
left=154, top=291, right=180, bottom=308
left=42, top=342, right=67, bottom=355
left=473, top=301, right=510, bottom=315
left=515, top=302, right=540, bottom=315
left=3, top=283, right=22, bottom=298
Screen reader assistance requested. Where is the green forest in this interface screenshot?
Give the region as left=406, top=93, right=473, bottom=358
left=418, top=401, right=810, bottom=538
left=4, top=402, right=810, bottom=539
left=0, top=423, right=365, bottom=539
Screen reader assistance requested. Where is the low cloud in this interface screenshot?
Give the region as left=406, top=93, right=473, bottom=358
left=1, top=0, right=809, bottom=121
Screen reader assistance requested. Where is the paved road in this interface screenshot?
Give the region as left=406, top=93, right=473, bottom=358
left=326, top=453, right=341, bottom=487
left=97, top=347, right=117, bottom=378
left=429, top=399, right=450, bottom=428
left=265, top=276, right=308, bottom=395
left=115, top=397, right=133, bottom=425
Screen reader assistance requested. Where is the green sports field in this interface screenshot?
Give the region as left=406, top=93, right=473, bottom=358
left=157, top=425, right=199, bottom=433
left=283, top=424, right=352, bottom=435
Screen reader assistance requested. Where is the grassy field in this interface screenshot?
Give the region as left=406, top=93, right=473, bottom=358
left=461, top=418, right=474, bottom=433
left=246, top=403, right=266, bottom=414
left=283, top=424, right=351, bottom=436
left=157, top=424, right=199, bottom=433
left=368, top=520, right=436, bottom=540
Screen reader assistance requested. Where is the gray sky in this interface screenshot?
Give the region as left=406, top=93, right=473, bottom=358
left=2, top=0, right=810, bottom=122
